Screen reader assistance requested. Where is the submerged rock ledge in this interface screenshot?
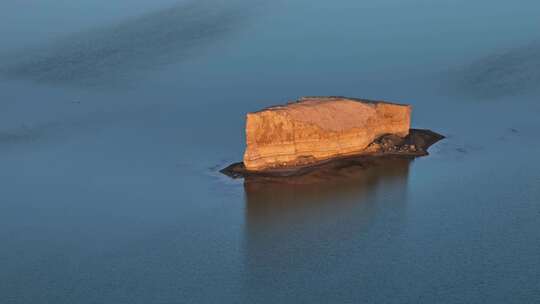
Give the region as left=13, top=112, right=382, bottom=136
left=221, top=97, right=444, bottom=178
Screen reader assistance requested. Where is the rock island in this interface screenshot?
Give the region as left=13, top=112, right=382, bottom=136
left=222, top=96, right=443, bottom=178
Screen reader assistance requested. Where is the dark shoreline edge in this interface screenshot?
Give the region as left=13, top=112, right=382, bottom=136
left=221, top=129, right=444, bottom=179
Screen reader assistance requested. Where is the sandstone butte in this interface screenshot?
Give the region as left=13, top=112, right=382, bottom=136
left=243, top=96, right=412, bottom=171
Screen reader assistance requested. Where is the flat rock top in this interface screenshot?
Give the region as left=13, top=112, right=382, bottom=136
left=250, top=96, right=410, bottom=132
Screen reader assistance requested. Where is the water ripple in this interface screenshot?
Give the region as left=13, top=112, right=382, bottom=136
left=457, top=41, right=540, bottom=98
left=0, top=0, right=261, bottom=87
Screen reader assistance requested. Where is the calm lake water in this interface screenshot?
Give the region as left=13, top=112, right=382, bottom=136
left=1, top=0, right=539, bottom=303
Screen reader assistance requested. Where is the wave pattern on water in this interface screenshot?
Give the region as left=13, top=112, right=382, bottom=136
left=458, top=41, right=540, bottom=99
left=0, top=0, right=260, bottom=87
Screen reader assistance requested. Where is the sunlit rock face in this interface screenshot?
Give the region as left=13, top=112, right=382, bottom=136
left=243, top=97, right=411, bottom=171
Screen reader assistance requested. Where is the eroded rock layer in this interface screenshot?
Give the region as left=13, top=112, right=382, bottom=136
left=243, top=97, right=411, bottom=171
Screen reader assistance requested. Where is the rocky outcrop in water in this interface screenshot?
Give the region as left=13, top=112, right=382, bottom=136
left=243, top=97, right=411, bottom=171
left=221, top=96, right=443, bottom=179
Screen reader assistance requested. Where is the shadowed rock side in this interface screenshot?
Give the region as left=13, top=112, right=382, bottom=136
left=222, top=128, right=444, bottom=179
left=243, top=97, right=412, bottom=171
left=456, top=41, right=540, bottom=98
left=0, top=0, right=261, bottom=87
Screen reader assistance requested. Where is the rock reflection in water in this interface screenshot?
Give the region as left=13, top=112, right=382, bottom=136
left=242, top=158, right=412, bottom=298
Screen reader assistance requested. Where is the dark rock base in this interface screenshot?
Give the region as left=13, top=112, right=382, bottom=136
left=221, top=129, right=444, bottom=179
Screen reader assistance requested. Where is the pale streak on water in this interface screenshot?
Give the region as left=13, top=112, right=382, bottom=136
left=1, top=0, right=539, bottom=303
